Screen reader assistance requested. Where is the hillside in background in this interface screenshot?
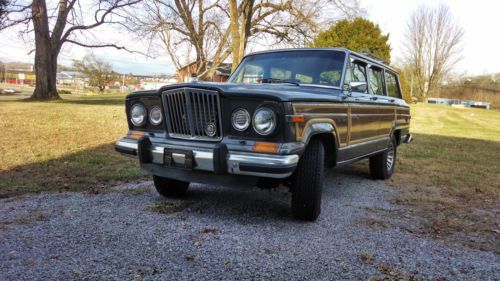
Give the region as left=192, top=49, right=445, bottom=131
left=434, top=73, right=500, bottom=109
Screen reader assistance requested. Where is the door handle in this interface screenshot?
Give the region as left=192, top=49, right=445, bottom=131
left=370, top=96, right=378, bottom=100
left=389, top=99, right=395, bottom=102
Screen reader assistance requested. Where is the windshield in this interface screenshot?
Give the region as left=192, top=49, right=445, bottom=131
left=229, top=50, right=346, bottom=87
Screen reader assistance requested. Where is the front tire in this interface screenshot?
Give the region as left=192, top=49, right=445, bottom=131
left=153, top=175, right=189, bottom=197
left=291, top=138, right=324, bottom=221
left=369, top=136, right=397, bottom=180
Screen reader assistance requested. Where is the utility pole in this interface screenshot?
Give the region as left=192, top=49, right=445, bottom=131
left=4, top=63, right=7, bottom=87
left=410, top=74, right=413, bottom=99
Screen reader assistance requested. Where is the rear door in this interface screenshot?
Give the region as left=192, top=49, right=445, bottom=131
left=381, top=70, right=410, bottom=139
left=377, top=70, right=402, bottom=138
left=367, top=65, right=394, bottom=149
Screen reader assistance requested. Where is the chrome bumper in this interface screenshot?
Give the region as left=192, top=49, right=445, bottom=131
left=402, top=133, right=413, bottom=144
left=115, top=139, right=299, bottom=179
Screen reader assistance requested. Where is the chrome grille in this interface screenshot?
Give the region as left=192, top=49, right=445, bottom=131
left=162, top=88, right=222, bottom=141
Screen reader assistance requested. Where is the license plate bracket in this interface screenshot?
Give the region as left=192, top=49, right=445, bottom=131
left=164, top=148, right=194, bottom=169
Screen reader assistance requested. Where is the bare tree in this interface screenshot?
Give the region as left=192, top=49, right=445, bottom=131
left=0, top=0, right=8, bottom=20
left=403, top=4, right=464, bottom=100
left=130, top=0, right=230, bottom=81
left=229, top=0, right=328, bottom=71
left=130, top=0, right=362, bottom=80
left=1, top=0, right=141, bottom=100
left=73, top=54, right=115, bottom=92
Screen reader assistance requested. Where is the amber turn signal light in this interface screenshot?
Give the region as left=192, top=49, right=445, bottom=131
left=252, top=142, right=280, bottom=153
left=290, top=115, right=305, bottom=123
left=128, top=130, right=145, bottom=139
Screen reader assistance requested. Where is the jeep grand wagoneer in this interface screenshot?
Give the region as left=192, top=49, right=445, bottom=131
left=115, top=48, right=412, bottom=221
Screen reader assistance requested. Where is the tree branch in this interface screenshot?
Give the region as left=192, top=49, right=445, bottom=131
left=64, top=39, right=153, bottom=57
left=61, top=0, right=141, bottom=43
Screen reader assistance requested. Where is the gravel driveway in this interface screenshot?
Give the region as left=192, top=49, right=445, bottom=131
left=1, top=166, right=499, bottom=280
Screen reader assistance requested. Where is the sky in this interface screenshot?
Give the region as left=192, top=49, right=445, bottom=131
left=363, top=0, right=500, bottom=75
left=0, top=0, right=498, bottom=76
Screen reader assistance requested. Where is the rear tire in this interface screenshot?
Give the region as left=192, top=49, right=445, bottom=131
left=369, top=136, right=397, bottom=180
left=153, top=175, right=189, bottom=197
left=291, top=138, right=324, bottom=221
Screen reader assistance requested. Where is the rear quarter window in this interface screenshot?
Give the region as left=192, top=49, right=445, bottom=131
left=368, top=67, right=384, bottom=95
left=385, top=71, right=401, bottom=98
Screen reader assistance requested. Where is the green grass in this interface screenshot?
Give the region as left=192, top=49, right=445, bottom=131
left=394, top=103, right=500, bottom=195
left=0, top=93, right=144, bottom=197
left=391, top=103, right=500, bottom=252
left=406, top=103, right=500, bottom=140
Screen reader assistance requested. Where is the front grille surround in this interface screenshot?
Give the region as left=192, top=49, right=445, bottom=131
left=161, top=88, right=223, bottom=141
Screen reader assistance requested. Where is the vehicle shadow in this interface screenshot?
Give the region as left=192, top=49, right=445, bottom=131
left=153, top=163, right=374, bottom=223
left=0, top=143, right=143, bottom=198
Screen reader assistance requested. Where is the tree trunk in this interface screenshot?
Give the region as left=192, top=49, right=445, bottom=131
left=30, top=0, right=60, bottom=100
left=239, top=0, right=254, bottom=63
left=229, top=0, right=241, bottom=71
left=229, top=0, right=255, bottom=72
left=196, top=51, right=209, bottom=80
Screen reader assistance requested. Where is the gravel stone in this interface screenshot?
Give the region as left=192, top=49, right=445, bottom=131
left=1, top=166, right=499, bottom=280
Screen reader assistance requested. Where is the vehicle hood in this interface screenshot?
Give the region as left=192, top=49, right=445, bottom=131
left=156, top=82, right=346, bottom=102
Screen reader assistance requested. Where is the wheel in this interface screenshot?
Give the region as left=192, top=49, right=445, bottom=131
left=369, top=135, right=397, bottom=180
left=153, top=175, right=189, bottom=197
left=291, top=138, right=324, bottom=221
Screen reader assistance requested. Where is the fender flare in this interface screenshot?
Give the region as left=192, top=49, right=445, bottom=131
left=301, top=119, right=339, bottom=149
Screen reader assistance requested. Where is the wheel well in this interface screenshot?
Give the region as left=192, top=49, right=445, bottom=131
left=309, top=133, right=337, bottom=167
left=393, top=129, right=401, bottom=146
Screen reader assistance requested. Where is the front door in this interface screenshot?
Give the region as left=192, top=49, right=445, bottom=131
left=346, top=59, right=381, bottom=158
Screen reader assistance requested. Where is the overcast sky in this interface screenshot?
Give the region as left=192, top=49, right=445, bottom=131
left=0, top=0, right=498, bottom=75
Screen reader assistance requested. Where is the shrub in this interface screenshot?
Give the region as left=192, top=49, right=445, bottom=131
left=58, top=89, right=72, bottom=95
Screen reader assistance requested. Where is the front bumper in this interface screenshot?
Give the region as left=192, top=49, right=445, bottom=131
left=115, top=138, right=299, bottom=179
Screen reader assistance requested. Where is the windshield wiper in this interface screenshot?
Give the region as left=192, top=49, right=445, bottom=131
left=259, top=78, right=300, bottom=86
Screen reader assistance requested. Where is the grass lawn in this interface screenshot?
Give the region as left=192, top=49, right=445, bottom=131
left=0, top=93, right=144, bottom=197
left=390, top=104, right=500, bottom=252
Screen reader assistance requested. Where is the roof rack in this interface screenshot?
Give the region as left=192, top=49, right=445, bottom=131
left=360, top=49, right=388, bottom=64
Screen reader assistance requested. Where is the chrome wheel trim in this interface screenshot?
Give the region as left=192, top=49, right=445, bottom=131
left=386, top=142, right=395, bottom=171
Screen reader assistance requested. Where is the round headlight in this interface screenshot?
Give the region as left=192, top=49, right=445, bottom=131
left=130, top=104, right=147, bottom=126
left=231, top=108, right=250, bottom=131
left=253, top=107, right=276, bottom=136
left=149, top=106, right=163, bottom=125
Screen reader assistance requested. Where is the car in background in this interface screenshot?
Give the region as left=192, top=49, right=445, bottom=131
left=0, top=88, right=18, bottom=94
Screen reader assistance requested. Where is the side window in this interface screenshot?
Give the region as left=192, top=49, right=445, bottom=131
left=385, top=72, right=401, bottom=98
left=368, top=66, right=385, bottom=95
left=351, top=61, right=368, bottom=93
left=343, top=63, right=352, bottom=89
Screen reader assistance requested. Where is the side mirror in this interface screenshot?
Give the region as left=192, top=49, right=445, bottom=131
left=349, top=81, right=367, bottom=93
